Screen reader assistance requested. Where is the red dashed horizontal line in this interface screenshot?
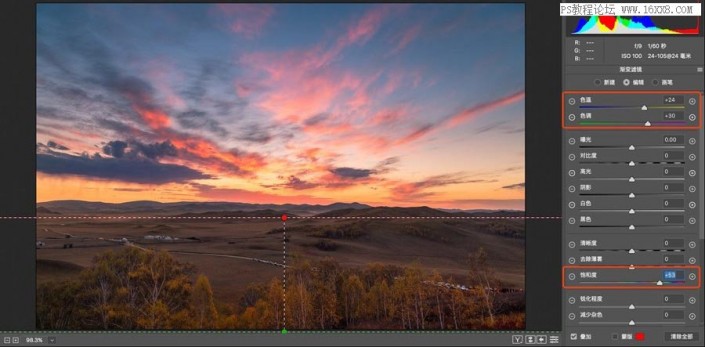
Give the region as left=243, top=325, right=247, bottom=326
left=0, top=216, right=561, bottom=220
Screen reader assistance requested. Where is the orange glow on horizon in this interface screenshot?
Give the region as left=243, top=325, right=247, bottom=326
left=37, top=170, right=524, bottom=210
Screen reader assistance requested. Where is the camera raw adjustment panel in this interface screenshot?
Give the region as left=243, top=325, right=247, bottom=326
left=562, top=3, right=704, bottom=345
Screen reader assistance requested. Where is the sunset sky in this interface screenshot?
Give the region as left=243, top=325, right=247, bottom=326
left=37, top=4, right=525, bottom=210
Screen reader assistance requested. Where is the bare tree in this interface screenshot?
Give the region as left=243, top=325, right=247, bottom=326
left=468, top=247, right=497, bottom=325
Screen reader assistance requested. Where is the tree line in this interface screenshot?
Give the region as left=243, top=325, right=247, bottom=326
left=37, top=247, right=524, bottom=330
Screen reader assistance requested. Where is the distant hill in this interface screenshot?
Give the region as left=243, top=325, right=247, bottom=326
left=36, top=200, right=371, bottom=216
left=176, top=209, right=293, bottom=218
left=455, top=210, right=525, bottom=217
left=439, top=208, right=524, bottom=214
left=315, top=206, right=453, bottom=217
left=36, top=206, right=60, bottom=215
left=314, top=206, right=525, bottom=218
left=36, top=200, right=524, bottom=217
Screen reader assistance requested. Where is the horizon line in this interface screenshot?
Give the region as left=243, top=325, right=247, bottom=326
left=37, top=198, right=526, bottom=211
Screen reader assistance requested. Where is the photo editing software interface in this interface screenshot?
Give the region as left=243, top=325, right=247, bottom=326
left=0, top=0, right=703, bottom=346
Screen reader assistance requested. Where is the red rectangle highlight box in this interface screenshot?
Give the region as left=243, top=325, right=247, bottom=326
left=562, top=90, right=703, bottom=130
left=562, top=265, right=701, bottom=290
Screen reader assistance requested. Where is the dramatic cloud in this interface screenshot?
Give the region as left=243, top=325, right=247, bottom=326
left=36, top=4, right=525, bottom=208
left=59, top=37, right=174, bottom=132
left=37, top=151, right=211, bottom=184
left=48, top=36, right=268, bottom=176
left=39, top=36, right=254, bottom=182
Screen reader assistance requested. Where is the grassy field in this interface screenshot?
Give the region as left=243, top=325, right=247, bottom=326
left=37, top=217, right=524, bottom=303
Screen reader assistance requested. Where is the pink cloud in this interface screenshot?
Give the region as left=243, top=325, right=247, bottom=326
left=446, top=90, right=525, bottom=127
left=395, top=90, right=525, bottom=145
left=389, top=24, right=422, bottom=55
left=120, top=81, right=172, bottom=130
left=292, top=147, right=341, bottom=173
left=347, top=89, right=370, bottom=109
left=235, top=5, right=448, bottom=155
left=214, top=4, right=274, bottom=38
left=234, top=82, right=263, bottom=98
left=266, top=72, right=362, bottom=122
left=135, top=107, right=172, bottom=129
left=302, top=119, right=354, bottom=136
left=394, top=124, right=434, bottom=146
left=380, top=68, right=423, bottom=95
left=241, top=47, right=379, bottom=122
left=340, top=5, right=391, bottom=47
left=296, top=147, right=323, bottom=163
left=327, top=132, right=391, bottom=152
left=107, top=67, right=270, bottom=177
left=369, top=105, right=410, bottom=125
left=120, top=87, right=268, bottom=177
left=147, top=59, right=186, bottom=109
left=166, top=133, right=267, bottom=175
left=382, top=70, right=403, bottom=95
left=239, top=5, right=396, bottom=122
